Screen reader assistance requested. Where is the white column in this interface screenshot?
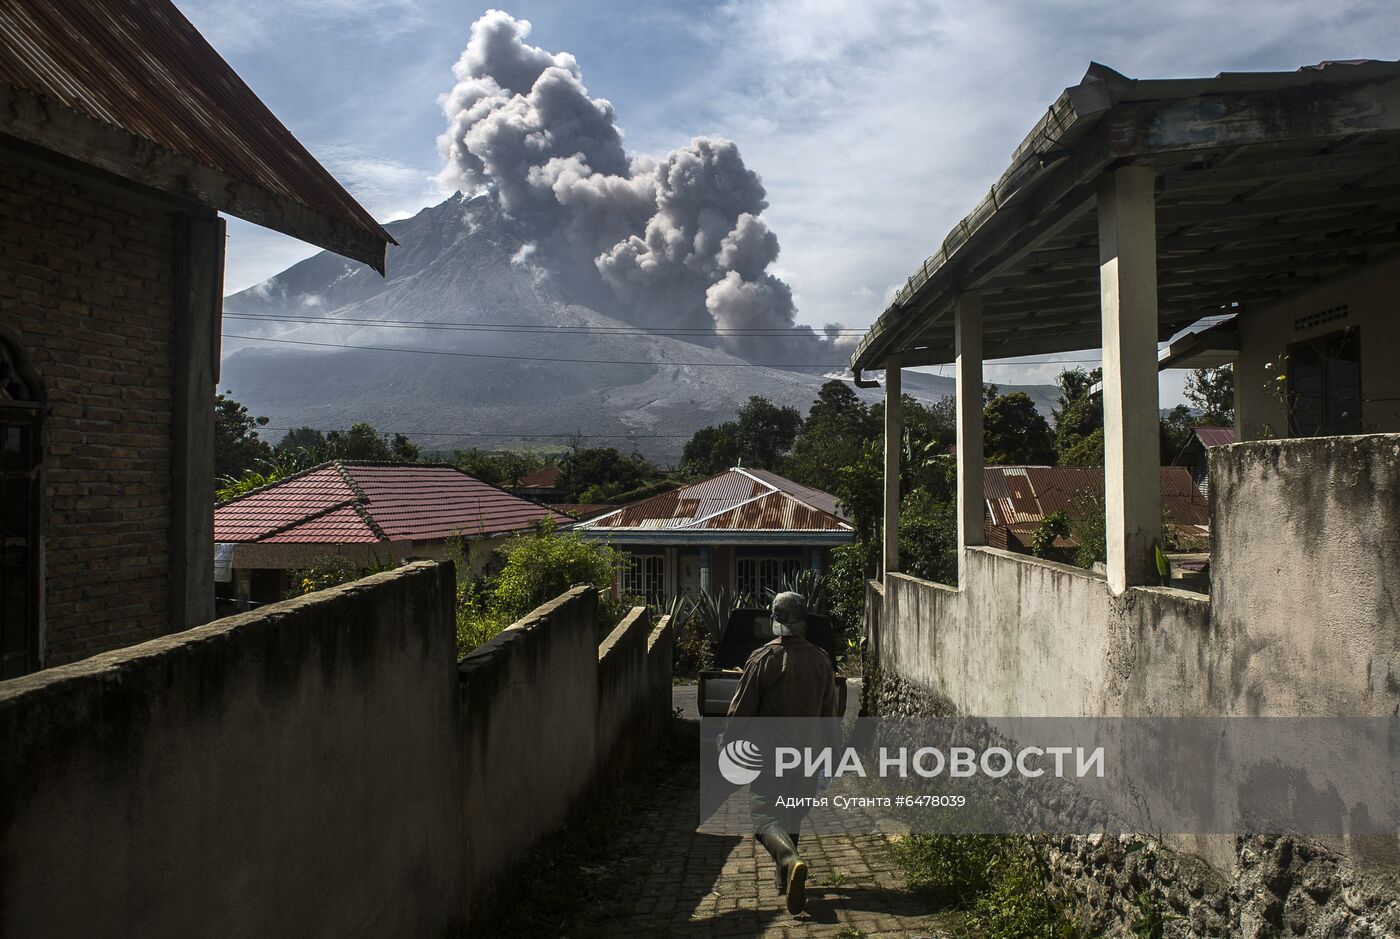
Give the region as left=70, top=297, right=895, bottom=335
left=955, top=292, right=985, bottom=583
left=1098, top=165, right=1161, bottom=593
left=882, top=356, right=903, bottom=578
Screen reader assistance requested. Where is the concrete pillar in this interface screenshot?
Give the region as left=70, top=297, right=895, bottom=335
left=1098, top=165, right=1161, bottom=592
left=664, top=546, right=678, bottom=600
left=955, top=292, right=985, bottom=583
left=882, top=356, right=902, bottom=578
left=171, top=214, right=223, bottom=632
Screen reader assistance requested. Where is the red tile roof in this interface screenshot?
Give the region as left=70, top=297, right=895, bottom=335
left=215, top=463, right=570, bottom=545
left=578, top=468, right=852, bottom=534
left=513, top=465, right=563, bottom=489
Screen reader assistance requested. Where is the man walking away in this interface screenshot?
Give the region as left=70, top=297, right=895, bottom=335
left=726, top=591, right=838, bottom=915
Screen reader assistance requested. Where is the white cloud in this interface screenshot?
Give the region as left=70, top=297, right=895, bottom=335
left=646, top=0, right=1400, bottom=398
left=177, top=0, right=423, bottom=54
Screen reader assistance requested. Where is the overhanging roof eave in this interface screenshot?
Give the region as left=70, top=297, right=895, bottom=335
left=0, top=79, right=393, bottom=272
left=852, top=60, right=1400, bottom=374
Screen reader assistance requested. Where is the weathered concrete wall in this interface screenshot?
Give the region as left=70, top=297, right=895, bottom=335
left=865, top=434, right=1400, bottom=935
left=1211, top=434, right=1400, bottom=716
left=0, top=561, right=465, bottom=938
left=229, top=533, right=510, bottom=579
left=458, top=589, right=673, bottom=926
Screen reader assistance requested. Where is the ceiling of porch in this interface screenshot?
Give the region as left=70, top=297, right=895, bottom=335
left=851, top=60, right=1400, bottom=371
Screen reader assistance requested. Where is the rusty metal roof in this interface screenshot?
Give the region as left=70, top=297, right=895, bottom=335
left=984, top=465, right=1210, bottom=529
left=578, top=468, right=853, bottom=536
left=1194, top=426, right=1237, bottom=448
left=0, top=0, right=393, bottom=269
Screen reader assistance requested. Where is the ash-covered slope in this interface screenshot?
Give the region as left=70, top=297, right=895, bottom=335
left=219, top=195, right=1055, bottom=463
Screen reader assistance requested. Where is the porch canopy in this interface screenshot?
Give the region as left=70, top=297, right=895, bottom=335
left=852, top=60, right=1400, bottom=593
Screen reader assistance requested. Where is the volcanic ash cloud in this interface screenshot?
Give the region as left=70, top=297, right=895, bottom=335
left=436, top=9, right=853, bottom=366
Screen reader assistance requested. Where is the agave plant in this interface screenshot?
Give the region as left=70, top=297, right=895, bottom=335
left=690, top=587, right=760, bottom=644
left=765, top=569, right=831, bottom=614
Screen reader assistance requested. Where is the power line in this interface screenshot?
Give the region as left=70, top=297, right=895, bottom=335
left=223, top=333, right=1107, bottom=368
left=261, top=427, right=692, bottom=438
left=225, top=312, right=869, bottom=336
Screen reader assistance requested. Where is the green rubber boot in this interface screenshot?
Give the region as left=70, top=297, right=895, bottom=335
left=759, top=828, right=808, bottom=914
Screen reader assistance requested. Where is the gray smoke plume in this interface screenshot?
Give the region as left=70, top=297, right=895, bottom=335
left=436, top=10, right=851, bottom=365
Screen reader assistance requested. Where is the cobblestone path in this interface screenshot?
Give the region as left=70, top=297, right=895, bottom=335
left=552, top=714, right=953, bottom=939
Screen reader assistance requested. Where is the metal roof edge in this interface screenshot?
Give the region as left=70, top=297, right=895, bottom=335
left=575, top=530, right=855, bottom=546
left=0, top=83, right=392, bottom=271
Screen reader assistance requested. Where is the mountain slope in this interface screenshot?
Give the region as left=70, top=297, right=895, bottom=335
left=219, top=195, right=1057, bottom=463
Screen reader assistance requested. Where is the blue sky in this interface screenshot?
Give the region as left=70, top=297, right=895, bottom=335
left=175, top=0, right=1400, bottom=394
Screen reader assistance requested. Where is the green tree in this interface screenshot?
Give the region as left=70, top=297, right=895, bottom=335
left=899, top=493, right=958, bottom=585
left=1159, top=404, right=1195, bottom=463
left=679, top=396, right=801, bottom=477
left=1052, top=368, right=1103, bottom=465
left=734, top=396, right=801, bottom=469
left=450, top=448, right=548, bottom=488
left=214, top=392, right=274, bottom=481
left=558, top=447, right=653, bottom=502
left=277, top=426, right=327, bottom=456
left=1185, top=365, right=1235, bottom=426
left=983, top=392, right=1055, bottom=465
left=679, top=424, right=741, bottom=477
left=787, top=381, right=875, bottom=488
left=317, top=422, right=419, bottom=463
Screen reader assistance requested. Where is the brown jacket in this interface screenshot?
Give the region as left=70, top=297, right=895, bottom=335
left=726, top=635, right=837, bottom=719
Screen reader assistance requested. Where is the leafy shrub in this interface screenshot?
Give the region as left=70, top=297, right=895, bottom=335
left=455, top=524, right=624, bottom=658
left=889, top=834, right=1077, bottom=938
left=1069, top=497, right=1107, bottom=570
left=289, top=552, right=396, bottom=597
left=887, top=832, right=1006, bottom=907
left=1029, top=510, right=1071, bottom=560
left=966, top=853, right=1077, bottom=939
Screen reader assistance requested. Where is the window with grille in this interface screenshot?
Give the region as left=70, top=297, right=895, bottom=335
left=1288, top=329, right=1362, bottom=437
left=618, top=553, right=665, bottom=603
left=736, top=557, right=803, bottom=598
left=1, top=337, right=41, bottom=679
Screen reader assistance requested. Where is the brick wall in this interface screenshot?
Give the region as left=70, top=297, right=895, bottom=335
left=0, top=150, right=177, bottom=665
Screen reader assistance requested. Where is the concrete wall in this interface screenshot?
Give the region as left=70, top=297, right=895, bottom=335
left=870, top=434, right=1400, bottom=719
left=865, top=433, right=1400, bottom=934
left=1210, top=434, right=1400, bottom=716
left=1236, top=254, right=1400, bottom=439
left=1, top=564, right=676, bottom=936
left=0, top=561, right=465, bottom=938
left=458, top=587, right=673, bottom=925
left=230, top=533, right=510, bottom=580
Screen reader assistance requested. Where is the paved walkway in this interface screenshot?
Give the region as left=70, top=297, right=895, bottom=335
left=551, top=687, right=952, bottom=939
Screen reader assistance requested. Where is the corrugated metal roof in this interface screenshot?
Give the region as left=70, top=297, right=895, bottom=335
left=0, top=0, right=392, bottom=267
left=742, top=467, right=848, bottom=520
left=983, top=465, right=1210, bottom=529
left=1194, top=427, right=1237, bottom=448
left=580, top=467, right=852, bottom=534
left=701, top=491, right=849, bottom=532
left=215, top=462, right=569, bottom=544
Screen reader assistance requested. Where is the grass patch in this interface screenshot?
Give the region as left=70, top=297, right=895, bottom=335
left=888, top=834, right=1077, bottom=938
